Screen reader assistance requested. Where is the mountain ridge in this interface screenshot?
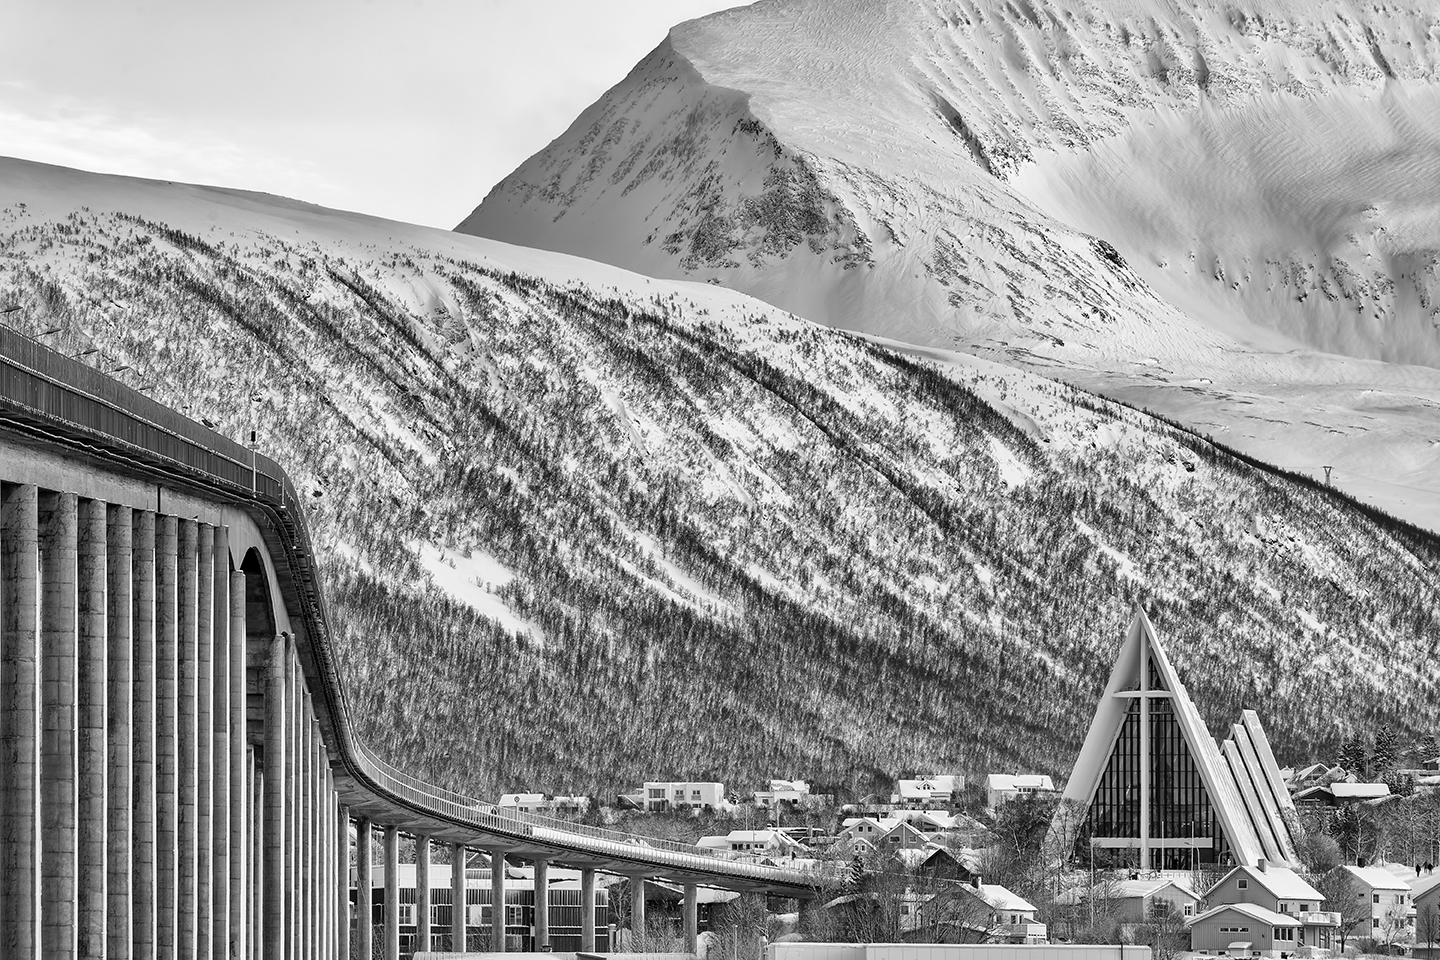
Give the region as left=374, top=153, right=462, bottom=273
left=460, top=0, right=1440, bottom=532
left=3, top=156, right=1438, bottom=797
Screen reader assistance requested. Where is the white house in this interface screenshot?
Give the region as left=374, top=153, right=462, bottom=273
left=697, top=829, right=806, bottom=857
left=1188, top=901, right=1302, bottom=957
left=639, top=781, right=727, bottom=812
left=754, top=779, right=811, bottom=807
left=985, top=774, right=1055, bottom=809
left=1333, top=864, right=1412, bottom=943
left=894, top=776, right=964, bottom=808
left=497, top=793, right=589, bottom=816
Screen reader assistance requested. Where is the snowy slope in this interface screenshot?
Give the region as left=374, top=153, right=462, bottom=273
left=6, top=156, right=1439, bottom=792
left=460, top=0, right=1440, bottom=531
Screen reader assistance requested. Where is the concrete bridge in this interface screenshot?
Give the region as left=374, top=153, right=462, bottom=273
left=0, top=326, right=826, bottom=960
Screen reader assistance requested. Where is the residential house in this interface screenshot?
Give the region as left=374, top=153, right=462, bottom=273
left=1293, top=781, right=1391, bottom=806
left=1054, top=876, right=1203, bottom=924
left=496, top=793, right=589, bottom=816
left=1415, top=873, right=1440, bottom=958
left=639, top=781, right=726, bottom=813
left=1332, top=864, right=1413, bottom=944
left=1205, top=862, right=1337, bottom=951
left=894, top=776, right=964, bottom=809
left=1187, top=902, right=1301, bottom=957
left=985, top=774, right=1056, bottom=809
left=754, top=779, right=811, bottom=807
left=696, top=829, right=806, bottom=858
left=953, top=878, right=1047, bottom=944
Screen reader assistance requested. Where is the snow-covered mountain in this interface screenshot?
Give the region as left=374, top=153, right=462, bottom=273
left=460, top=0, right=1440, bottom=531
left=3, top=157, right=1438, bottom=794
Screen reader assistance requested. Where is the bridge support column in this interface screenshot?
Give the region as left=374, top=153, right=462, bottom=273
left=683, top=882, right=698, bottom=955
left=210, top=527, right=229, bottom=960
left=450, top=843, right=466, bottom=952
left=196, top=524, right=214, bottom=960
left=264, top=631, right=287, bottom=960
left=251, top=753, right=262, bottom=960
left=41, top=491, right=79, bottom=960
left=178, top=519, right=199, bottom=960
left=132, top=510, right=157, bottom=960
left=155, top=514, right=178, bottom=960
left=1, top=483, right=39, bottom=960
left=416, top=834, right=431, bottom=955
left=490, top=849, right=507, bottom=952
left=77, top=498, right=107, bottom=959
left=356, top=817, right=373, bottom=960
left=580, top=867, right=596, bottom=953
left=337, top=807, right=350, bottom=960
left=105, top=506, right=133, bottom=960
left=285, top=646, right=298, bottom=960
left=309, top=717, right=321, bottom=960
left=629, top=874, right=647, bottom=954
left=533, top=858, right=549, bottom=952
left=229, top=568, right=247, bottom=960
left=384, top=826, right=399, bottom=960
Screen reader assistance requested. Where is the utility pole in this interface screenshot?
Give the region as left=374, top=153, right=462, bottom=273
left=1323, top=465, right=1333, bottom=485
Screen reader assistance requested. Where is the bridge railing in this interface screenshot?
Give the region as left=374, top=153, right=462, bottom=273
left=0, top=323, right=831, bottom=890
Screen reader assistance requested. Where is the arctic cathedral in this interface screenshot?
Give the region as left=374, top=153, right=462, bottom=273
left=1063, top=608, right=1299, bottom=871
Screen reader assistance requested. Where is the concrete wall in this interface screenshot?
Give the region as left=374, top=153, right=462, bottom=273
left=769, top=943, right=1153, bottom=960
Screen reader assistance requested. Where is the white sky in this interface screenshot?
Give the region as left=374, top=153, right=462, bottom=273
left=0, top=0, right=739, bottom=228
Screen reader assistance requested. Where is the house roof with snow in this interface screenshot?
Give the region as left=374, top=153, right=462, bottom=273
left=1412, top=874, right=1440, bottom=902
left=1219, top=864, right=1325, bottom=901
left=963, top=882, right=1037, bottom=913
left=986, top=774, right=1055, bottom=792
left=1188, top=902, right=1300, bottom=928
left=897, top=776, right=961, bottom=798
left=1337, top=865, right=1410, bottom=891
left=498, top=793, right=546, bottom=805
left=1054, top=877, right=1202, bottom=906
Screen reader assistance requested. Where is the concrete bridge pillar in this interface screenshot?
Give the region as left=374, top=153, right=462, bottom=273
left=629, top=874, right=647, bottom=954
left=251, top=752, right=262, bottom=960
left=105, top=506, right=133, bottom=960
left=132, top=510, right=157, bottom=960
left=684, top=882, right=699, bottom=955
left=490, top=849, right=507, bottom=952
left=337, top=806, right=350, bottom=960
left=77, top=498, right=107, bottom=959
left=2, top=482, right=39, bottom=959
left=210, top=527, right=229, bottom=960
left=196, top=524, right=214, bottom=960
left=383, top=825, right=399, bottom=960
left=416, top=834, right=431, bottom=955
left=355, top=817, right=373, bottom=960
left=450, top=843, right=466, bottom=951
left=533, top=858, right=549, bottom=951
left=40, top=491, right=78, bottom=960
left=228, top=567, right=247, bottom=960
left=178, top=519, right=198, bottom=960
left=155, top=514, right=178, bottom=960
left=285, top=646, right=298, bottom=960
left=308, top=715, right=321, bottom=960
left=264, top=631, right=287, bottom=960
left=580, top=867, right=596, bottom=953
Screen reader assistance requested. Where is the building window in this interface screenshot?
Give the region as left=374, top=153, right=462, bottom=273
left=1299, top=904, right=1308, bottom=912
left=1373, top=894, right=1381, bottom=904
left=1238, top=879, right=1248, bottom=890
left=1184, top=905, right=1193, bottom=917
left=398, top=904, right=415, bottom=926
left=1373, top=919, right=1380, bottom=929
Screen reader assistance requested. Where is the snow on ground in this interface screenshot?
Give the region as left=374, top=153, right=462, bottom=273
left=985, top=435, right=1031, bottom=489
left=412, top=541, right=545, bottom=643
left=1074, top=519, right=1143, bottom=585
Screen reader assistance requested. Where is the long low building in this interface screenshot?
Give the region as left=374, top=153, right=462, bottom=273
left=1061, top=608, right=1300, bottom=870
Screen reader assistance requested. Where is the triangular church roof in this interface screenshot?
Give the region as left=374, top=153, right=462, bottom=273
left=1062, top=607, right=1298, bottom=868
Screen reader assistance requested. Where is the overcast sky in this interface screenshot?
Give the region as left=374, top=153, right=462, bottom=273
left=0, top=0, right=738, bottom=228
